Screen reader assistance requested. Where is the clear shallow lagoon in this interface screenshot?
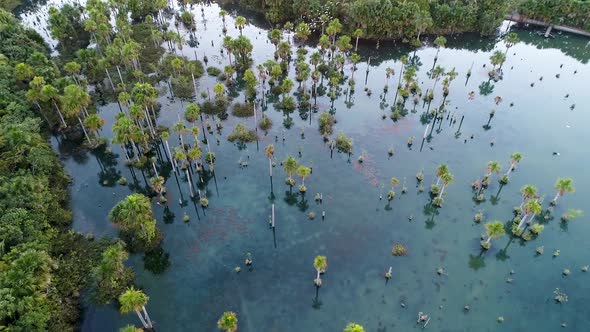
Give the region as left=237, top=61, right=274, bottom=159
left=18, top=2, right=590, bottom=331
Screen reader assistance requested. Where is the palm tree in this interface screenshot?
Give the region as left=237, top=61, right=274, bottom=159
left=296, top=165, right=311, bottom=192
left=265, top=144, right=274, bottom=185
left=552, top=178, right=575, bottom=204
left=161, top=130, right=175, bottom=170
left=109, top=194, right=157, bottom=244
left=313, top=255, right=327, bottom=287
left=505, top=152, right=522, bottom=177
left=486, top=161, right=502, bottom=178
left=388, top=177, right=399, bottom=200
left=490, top=50, right=507, bottom=70
left=283, top=155, right=298, bottom=187
left=481, top=221, right=505, bottom=249
left=41, top=84, right=67, bottom=127
left=344, top=322, right=365, bottom=332
left=118, top=287, right=153, bottom=329
left=62, top=84, right=92, bottom=143
left=235, top=16, right=247, bottom=35
left=431, top=65, right=445, bottom=92
left=174, top=147, right=195, bottom=197
left=173, top=121, right=188, bottom=150
left=217, top=311, right=238, bottom=332
left=84, top=113, right=105, bottom=145
left=516, top=199, right=542, bottom=231
left=295, top=22, right=311, bottom=43
left=438, top=171, right=454, bottom=199
left=504, top=32, right=519, bottom=56
left=433, top=36, right=447, bottom=59
left=268, top=29, right=282, bottom=51
left=519, top=184, right=538, bottom=209
left=352, top=29, right=363, bottom=52
left=435, top=164, right=449, bottom=186
left=280, top=78, right=294, bottom=103
left=119, top=325, right=143, bottom=332
left=219, top=9, right=227, bottom=31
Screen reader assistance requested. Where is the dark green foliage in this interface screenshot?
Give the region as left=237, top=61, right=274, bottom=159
left=220, top=0, right=515, bottom=38
left=207, top=66, right=222, bottom=77
left=0, top=10, right=106, bottom=331
left=143, top=246, right=171, bottom=274
left=318, top=111, right=335, bottom=136
left=519, top=0, right=590, bottom=31
left=228, top=123, right=257, bottom=143
left=232, top=102, right=255, bottom=117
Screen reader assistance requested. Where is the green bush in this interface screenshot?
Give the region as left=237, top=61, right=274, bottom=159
left=228, top=124, right=257, bottom=143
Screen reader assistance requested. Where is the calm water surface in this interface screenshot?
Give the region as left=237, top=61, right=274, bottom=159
left=18, top=2, right=590, bottom=331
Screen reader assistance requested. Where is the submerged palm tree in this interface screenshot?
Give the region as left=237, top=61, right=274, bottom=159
left=283, top=155, right=298, bottom=187
left=552, top=178, right=575, bottom=204
left=235, top=16, right=247, bottom=35
left=504, top=152, right=522, bottom=180
left=481, top=220, right=505, bottom=249
left=519, top=184, right=538, bottom=210
left=516, top=199, right=542, bottom=231
left=265, top=144, right=274, bottom=186
left=217, top=311, right=238, bottom=332
left=119, top=287, right=152, bottom=329
left=313, top=255, right=327, bottom=287
left=296, top=165, right=311, bottom=192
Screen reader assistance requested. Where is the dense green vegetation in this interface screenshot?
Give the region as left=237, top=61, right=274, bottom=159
left=220, top=0, right=509, bottom=39
left=220, top=0, right=590, bottom=40
left=518, top=0, right=590, bottom=31
left=0, top=9, right=112, bottom=331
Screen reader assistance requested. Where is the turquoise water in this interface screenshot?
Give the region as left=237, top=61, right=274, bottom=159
left=19, top=2, right=590, bottom=331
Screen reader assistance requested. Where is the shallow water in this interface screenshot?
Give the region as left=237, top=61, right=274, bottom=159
left=17, top=2, right=590, bottom=331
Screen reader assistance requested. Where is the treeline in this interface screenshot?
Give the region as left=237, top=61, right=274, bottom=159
left=0, top=9, right=112, bottom=331
left=220, top=0, right=509, bottom=40
left=518, top=0, right=590, bottom=31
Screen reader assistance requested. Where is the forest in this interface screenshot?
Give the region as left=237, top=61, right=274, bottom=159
left=0, top=0, right=588, bottom=331
left=219, top=0, right=590, bottom=40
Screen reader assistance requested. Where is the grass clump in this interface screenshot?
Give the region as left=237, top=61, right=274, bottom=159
left=228, top=124, right=257, bottom=143
left=231, top=102, right=254, bottom=117
left=318, top=112, right=335, bottom=136
left=335, top=132, right=353, bottom=154
left=392, top=243, right=407, bottom=256
left=259, top=116, right=273, bottom=131
left=207, top=66, right=222, bottom=77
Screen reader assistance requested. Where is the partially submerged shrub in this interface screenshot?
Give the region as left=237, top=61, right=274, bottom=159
left=259, top=116, right=273, bottom=131
left=231, top=102, right=254, bottom=117
left=228, top=124, right=257, bottom=143
left=318, top=112, right=335, bottom=136
left=392, top=243, right=407, bottom=256
left=207, top=66, right=222, bottom=77
left=335, top=132, right=352, bottom=154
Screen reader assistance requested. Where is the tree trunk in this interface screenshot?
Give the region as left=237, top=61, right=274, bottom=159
left=486, top=236, right=491, bottom=244
left=186, top=168, right=195, bottom=197
left=152, top=162, right=159, bottom=178
left=116, top=65, right=125, bottom=84
left=77, top=116, right=92, bottom=144
left=553, top=191, right=560, bottom=202
left=135, top=310, right=149, bottom=329
left=355, top=37, right=359, bottom=52
left=142, top=306, right=153, bottom=328
left=53, top=100, right=67, bottom=127
left=517, top=213, right=528, bottom=230
left=438, top=185, right=445, bottom=199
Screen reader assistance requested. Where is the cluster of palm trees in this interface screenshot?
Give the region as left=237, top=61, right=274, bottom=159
left=429, top=164, right=454, bottom=207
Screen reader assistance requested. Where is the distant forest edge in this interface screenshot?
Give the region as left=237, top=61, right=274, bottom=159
left=219, top=0, right=590, bottom=40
